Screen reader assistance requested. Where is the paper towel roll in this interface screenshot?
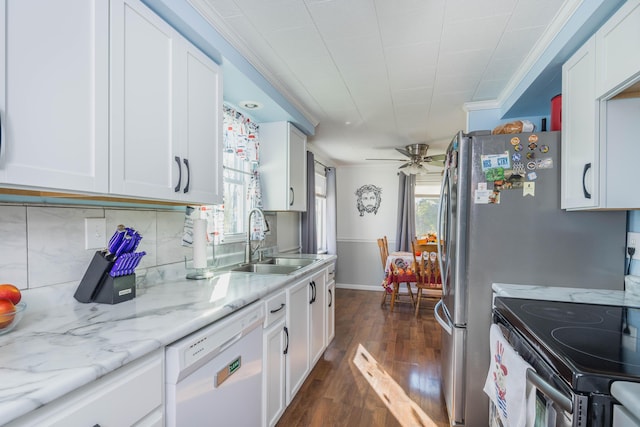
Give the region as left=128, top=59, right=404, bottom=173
left=193, top=219, right=207, bottom=269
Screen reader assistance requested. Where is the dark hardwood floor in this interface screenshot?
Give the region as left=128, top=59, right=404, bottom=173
left=276, top=289, right=450, bottom=427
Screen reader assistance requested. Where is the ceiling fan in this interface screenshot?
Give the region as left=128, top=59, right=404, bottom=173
left=367, top=143, right=446, bottom=175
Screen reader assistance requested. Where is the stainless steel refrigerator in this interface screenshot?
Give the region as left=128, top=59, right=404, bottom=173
left=433, top=130, right=626, bottom=426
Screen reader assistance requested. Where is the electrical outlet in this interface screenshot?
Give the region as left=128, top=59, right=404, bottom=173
left=85, top=218, right=106, bottom=250
left=627, top=232, right=640, bottom=260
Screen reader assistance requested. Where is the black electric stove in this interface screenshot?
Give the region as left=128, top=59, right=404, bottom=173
left=494, top=297, right=640, bottom=394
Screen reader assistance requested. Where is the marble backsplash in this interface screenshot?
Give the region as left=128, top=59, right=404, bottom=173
left=0, top=204, right=285, bottom=291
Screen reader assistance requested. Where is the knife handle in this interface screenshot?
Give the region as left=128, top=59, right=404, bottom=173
left=114, top=236, right=131, bottom=258
left=108, top=228, right=125, bottom=254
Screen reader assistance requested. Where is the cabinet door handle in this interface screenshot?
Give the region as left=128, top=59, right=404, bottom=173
left=270, top=303, right=285, bottom=314
left=309, top=281, right=314, bottom=304
left=289, top=187, right=294, bottom=206
left=183, top=158, right=190, bottom=193
left=283, top=326, right=289, bottom=355
left=582, top=163, right=591, bottom=199
left=312, top=281, right=317, bottom=303
left=328, top=288, right=333, bottom=307
left=174, top=156, right=182, bottom=192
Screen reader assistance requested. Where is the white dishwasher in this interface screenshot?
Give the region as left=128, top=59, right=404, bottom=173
left=165, top=302, right=264, bottom=427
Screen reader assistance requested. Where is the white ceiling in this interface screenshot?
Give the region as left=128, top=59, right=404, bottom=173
left=191, top=0, right=570, bottom=167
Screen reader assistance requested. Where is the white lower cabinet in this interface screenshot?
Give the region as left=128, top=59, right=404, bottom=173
left=309, top=269, right=326, bottom=366
left=285, top=277, right=311, bottom=404
left=279, top=265, right=332, bottom=410
left=263, top=291, right=287, bottom=427
left=263, top=263, right=335, bottom=427
left=327, top=277, right=336, bottom=345
left=7, top=349, right=164, bottom=427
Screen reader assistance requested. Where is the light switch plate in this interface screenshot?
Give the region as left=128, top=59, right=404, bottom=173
left=85, top=218, right=107, bottom=250
left=627, top=232, right=640, bottom=260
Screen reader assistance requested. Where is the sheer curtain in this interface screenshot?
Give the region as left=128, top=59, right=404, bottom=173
left=325, top=167, right=337, bottom=255
left=301, top=151, right=317, bottom=254
left=395, top=173, right=416, bottom=252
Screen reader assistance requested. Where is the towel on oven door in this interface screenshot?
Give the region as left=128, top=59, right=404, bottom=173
left=483, top=324, right=536, bottom=427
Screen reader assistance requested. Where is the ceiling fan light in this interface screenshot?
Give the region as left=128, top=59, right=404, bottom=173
left=401, top=163, right=426, bottom=175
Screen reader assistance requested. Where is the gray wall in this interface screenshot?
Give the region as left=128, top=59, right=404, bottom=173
left=335, top=164, right=399, bottom=290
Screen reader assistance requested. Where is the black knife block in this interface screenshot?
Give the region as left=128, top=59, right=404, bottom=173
left=74, top=251, right=136, bottom=304
left=93, top=274, right=136, bottom=304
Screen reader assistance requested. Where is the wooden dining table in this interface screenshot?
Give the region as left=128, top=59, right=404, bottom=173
left=383, top=248, right=442, bottom=312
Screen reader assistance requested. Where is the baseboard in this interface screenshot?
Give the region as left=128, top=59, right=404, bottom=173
left=336, top=283, right=381, bottom=292
left=336, top=283, right=442, bottom=298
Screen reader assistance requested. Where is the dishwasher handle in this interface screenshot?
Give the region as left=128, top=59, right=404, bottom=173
left=217, top=331, right=243, bottom=355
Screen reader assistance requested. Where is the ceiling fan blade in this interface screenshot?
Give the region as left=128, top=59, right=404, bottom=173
left=395, top=147, right=411, bottom=157
left=423, top=161, right=445, bottom=168
left=426, top=154, right=447, bottom=161
left=398, top=162, right=411, bottom=169
left=365, top=158, right=406, bottom=161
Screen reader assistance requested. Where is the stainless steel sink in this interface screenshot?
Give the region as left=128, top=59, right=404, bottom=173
left=261, top=257, right=315, bottom=267
left=230, top=263, right=302, bottom=274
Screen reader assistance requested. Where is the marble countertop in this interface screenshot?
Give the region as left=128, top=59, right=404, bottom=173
left=0, top=254, right=335, bottom=425
left=492, top=283, right=640, bottom=307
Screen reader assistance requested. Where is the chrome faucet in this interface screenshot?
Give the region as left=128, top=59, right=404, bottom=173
left=245, top=208, right=267, bottom=263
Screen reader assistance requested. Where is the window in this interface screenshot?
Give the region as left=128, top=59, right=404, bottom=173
left=220, top=105, right=259, bottom=243
left=222, top=150, right=251, bottom=242
left=315, top=169, right=327, bottom=254
left=414, top=180, right=440, bottom=238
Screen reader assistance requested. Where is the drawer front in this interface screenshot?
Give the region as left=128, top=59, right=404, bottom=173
left=9, top=350, right=163, bottom=427
left=264, top=290, right=287, bottom=327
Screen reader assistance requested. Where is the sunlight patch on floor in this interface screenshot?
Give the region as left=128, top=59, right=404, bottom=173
left=353, top=343, right=438, bottom=427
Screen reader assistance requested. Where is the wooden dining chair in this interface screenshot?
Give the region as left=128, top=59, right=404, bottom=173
left=379, top=236, right=416, bottom=311
left=378, top=236, right=391, bottom=305
left=411, top=238, right=442, bottom=316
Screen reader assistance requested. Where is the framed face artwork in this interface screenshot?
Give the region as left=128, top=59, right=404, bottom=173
left=355, top=184, right=382, bottom=216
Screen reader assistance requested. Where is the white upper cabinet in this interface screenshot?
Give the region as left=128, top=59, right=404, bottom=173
left=180, top=42, right=223, bottom=205
left=110, top=0, right=222, bottom=205
left=562, top=0, right=640, bottom=210
left=109, top=0, right=177, bottom=201
left=0, top=0, right=109, bottom=193
left=259, top=122, right=307, bottom=211
left=596, top=0, right=640, bottom=98
left=561, top=37, right=599, bottom=210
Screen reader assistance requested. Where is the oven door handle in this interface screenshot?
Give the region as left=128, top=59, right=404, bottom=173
left=526, top=368, right=573, bottom=414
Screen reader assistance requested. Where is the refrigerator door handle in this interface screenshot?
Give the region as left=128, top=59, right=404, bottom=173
left=437, top=168, right=449, bottom=292
left=434, top=299, right=453, bottom=335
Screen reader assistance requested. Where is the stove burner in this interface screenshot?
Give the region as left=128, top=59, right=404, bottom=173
left=552, top=326, right=640, bottom=368
left=521, top=302, right=604, bottom=324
